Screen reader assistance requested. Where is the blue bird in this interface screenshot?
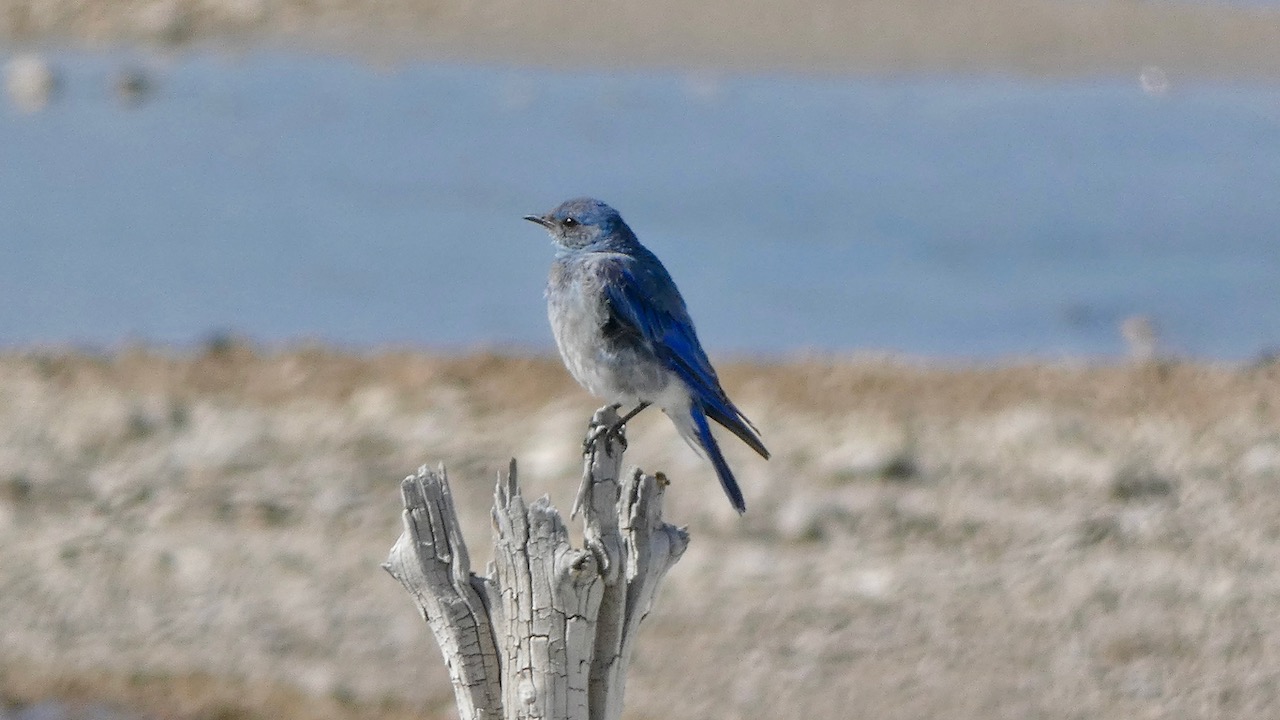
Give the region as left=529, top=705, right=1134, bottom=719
left=525, top=198, right=769, bottom=514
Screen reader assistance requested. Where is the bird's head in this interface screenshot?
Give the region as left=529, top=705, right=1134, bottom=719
left=524, top=197, right=626, bottom=250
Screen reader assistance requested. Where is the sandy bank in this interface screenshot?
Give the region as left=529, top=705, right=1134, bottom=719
left=3, top=347, right=1280, bottom=718
left=3, top=0, right=1280, bottom=77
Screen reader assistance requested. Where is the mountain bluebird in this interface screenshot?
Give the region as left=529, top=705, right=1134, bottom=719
left=525, top=198, right=769, bottom=514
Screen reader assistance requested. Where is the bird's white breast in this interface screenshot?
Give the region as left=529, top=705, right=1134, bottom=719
left=547, top=256, right=674, bottom=406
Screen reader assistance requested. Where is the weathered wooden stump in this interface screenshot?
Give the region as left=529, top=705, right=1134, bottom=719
left=384, top=406, right=690, bottom=720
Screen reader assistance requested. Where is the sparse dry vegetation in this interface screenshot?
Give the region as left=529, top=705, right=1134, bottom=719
left=3, top=347, right=1280, bottom=718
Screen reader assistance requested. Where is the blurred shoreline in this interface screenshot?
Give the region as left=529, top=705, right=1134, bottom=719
left=2, top=0, right=1280, bottom=77
left=4, top=346, right=1280, bottom=718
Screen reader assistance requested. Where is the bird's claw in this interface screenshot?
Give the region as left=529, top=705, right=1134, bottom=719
left=583, top=421, right=628, bottom=455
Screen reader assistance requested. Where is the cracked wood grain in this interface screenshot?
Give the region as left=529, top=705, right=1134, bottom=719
left=385, top=406, right=688, bottom=720
left=384, top=464, right=504, bottom=720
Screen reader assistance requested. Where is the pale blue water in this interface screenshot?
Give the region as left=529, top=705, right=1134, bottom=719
left=2, top=51, right=1278, bottom=359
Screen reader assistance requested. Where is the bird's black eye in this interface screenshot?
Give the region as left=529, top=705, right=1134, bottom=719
left=562, top=217, right=579, bottom=228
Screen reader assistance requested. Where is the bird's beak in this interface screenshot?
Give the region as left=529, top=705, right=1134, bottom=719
left=523, top=214, right=553, bottom=228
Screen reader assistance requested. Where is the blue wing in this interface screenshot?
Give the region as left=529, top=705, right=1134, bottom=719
left=597, top=253, right=769, bottom=461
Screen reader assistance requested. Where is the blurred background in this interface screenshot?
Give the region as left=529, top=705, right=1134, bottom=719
left=4, top=1, right=1280, bottom=719
left=2, top=0, right=1279, bottom=358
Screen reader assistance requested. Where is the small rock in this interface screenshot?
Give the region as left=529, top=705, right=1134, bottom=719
left=775, top=495, right=829, bottom=541
left=879, top=452, right=918, bottom=482
left=1110, top=467, right=1175, bottom=502
left=827, top=441, right=919, bottom=483
left=1121, top=315, right=1160, bottom=362
left=0, top=474, right=33, bottom=504
left=253, top=498, right=295, bottom=527
left=5, top=54, right=57, bottom=112
left=1240, top=444, right=1280, bottom=476
left=1078, top=514, right=1121, bottom=546
left=851, top=568, right=896, bottom=602
left=822, top=566, right=897, bottom=603
left=113, top=67, right=154, bottom=106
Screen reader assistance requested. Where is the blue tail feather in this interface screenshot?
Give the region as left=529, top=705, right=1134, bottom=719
left=703, top=400, right=770, bottom=460
left=689, top=402, right=747, bottom=514
left=668, top=361, right=770, bottom=461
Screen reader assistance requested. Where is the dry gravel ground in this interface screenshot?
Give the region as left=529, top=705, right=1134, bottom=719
left=3, top=346, right=1280, bottom=719
left=2, top=0, right=1280, bottom=76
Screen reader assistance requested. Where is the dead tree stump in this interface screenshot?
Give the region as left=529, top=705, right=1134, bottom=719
left=384, top=406, right=690, bottom=720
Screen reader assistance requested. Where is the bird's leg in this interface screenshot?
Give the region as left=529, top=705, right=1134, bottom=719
left=583, top=404, right=622, bottom=454
left=583, top=402, right=651, bottom=454
left=615, top=402, right=651, bottom=427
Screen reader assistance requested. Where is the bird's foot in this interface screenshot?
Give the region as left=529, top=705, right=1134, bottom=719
left=583, top=420, right=628, bottom=455
left=582, top=402, right=649, bottom=457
